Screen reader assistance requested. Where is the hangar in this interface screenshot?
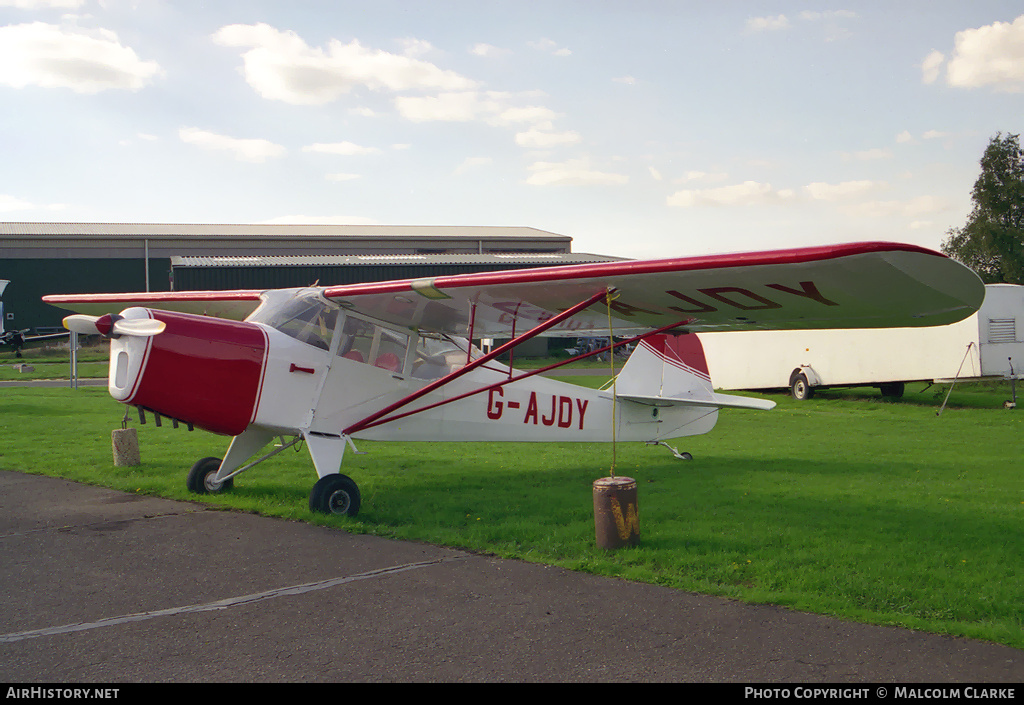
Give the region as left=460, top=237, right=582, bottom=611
left=1, top=222, right=618, bottom=332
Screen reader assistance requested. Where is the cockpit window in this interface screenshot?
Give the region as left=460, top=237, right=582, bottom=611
left=249, top=292, right=338, bottom=351
left=411, top=334, right=482, bottom=379
left=336, top=316, right=374, bottom=363
left=336, top=316, right=410, bottom=372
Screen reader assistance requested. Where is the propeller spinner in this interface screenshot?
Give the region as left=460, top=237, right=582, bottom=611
left=63, top=313, right=166, bottom=338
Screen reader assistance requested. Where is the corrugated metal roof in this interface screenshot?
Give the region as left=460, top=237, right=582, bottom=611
left=171, top=253, right=626, bottom=267
left=0, top=222, right=568, bottom=240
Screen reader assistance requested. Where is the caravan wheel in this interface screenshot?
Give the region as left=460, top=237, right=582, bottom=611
left=790, top=372, right=814, bottom=401
left=879, top=382, right=905, bottom=399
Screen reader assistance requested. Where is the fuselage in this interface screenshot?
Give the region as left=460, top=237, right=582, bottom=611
left=106, top=291, right=719, bottom=445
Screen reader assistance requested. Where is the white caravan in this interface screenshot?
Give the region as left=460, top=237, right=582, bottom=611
left=697, top=284, right=1024, bottom=399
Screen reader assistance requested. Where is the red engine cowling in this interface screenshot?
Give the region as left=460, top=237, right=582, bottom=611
left=116, top=310, right=268, bottom=436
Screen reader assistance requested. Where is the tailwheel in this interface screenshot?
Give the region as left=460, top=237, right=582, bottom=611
left=309, top=474, right=361, bottom=517
left=186, top=456, right=234, bottom=494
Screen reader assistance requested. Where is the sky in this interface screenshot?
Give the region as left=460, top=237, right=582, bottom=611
left=1, top=1, right=1023, bottom=261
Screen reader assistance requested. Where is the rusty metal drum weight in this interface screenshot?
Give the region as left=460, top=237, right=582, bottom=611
left=592, top=476, right=639, bottom=549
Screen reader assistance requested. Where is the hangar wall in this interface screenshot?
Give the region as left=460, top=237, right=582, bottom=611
left=1, top=223, right=601, bottom=332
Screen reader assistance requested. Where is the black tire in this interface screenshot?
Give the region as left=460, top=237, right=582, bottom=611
left=186, top=456, right=234, bottom=494
left=878, top=382, right=905, bottom=399
left=309, top=474, right=361, bottom=517
left=790, top=372, right=814, bottom=400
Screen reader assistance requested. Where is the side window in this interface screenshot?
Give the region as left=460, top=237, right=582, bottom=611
left=336, top=318, right=410, bottom=374
left=336, top=316, right=374, bottom=363
left=411, top=335, right=480, bottom=379
left=374, top=329, right=409, bottom=373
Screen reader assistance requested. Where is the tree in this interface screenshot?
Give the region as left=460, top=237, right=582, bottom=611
left=941, top=132, right=1024, bottom=283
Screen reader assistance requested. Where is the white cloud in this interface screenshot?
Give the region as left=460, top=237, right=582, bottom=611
left=398, top=38, right=434, bottom=58
left=921, top=49, right=945, bottom=84
left=515, top=126, right=582, bottom=148
left=528, top=38, right=571, bottom=56
left=394, top=91, right=491, bottom=122
left=0, top=194, right=34, bottom=212
left=945, top=15, right=1024, bottom=91
left=525, top=159, right=628, bottom=187
left=848, top=195, right=949, bottom=219
left=613, top=75, right=636, bottom=85
left=212, top=23, right=477, bottom=105
left=470, top=43, right=509, bottom=58
left=394, top=91, right=570, bottom=142
left=798, top=10, right=857, bottom=22
left=302, top=141, right=380, bottom=156
left=747, top=11, right=855, bottom=40
left=896, top=130, right=915, bottom=144
left=804, top=180, right=883, bottom=201
left=325, top=173, right=361, bottom=182
left=667, top=181, right=795, bottom=207
left=0, top=22, right=161, bottom=93
left=0, top=0, right=85, bottom=8
left=179, top=127, right=286, bottom=163
left=924, top=16, right=1024, bottom=91
left=496, top=105, right=561, bottom=126
left=677, top=170, right=729, bottom=183
left=746, top=15, right=791, bottom=33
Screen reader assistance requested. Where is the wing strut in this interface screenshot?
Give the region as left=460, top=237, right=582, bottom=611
left=343, top=288, right=614, bottom=436
left=344, top=313, right=695, bottom=435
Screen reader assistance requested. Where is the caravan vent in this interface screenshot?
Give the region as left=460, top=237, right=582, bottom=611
left=988, top=318, right=1017, bottom=344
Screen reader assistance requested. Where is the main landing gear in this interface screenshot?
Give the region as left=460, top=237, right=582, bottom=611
left=309, top=474, right=361, bottom=517
left=185, top=454, right=362, bottom=518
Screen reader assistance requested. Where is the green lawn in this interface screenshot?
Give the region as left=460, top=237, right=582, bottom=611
left=0, top=340, right=108, bottom=381
left=0, top=378, right=1021, bottom=649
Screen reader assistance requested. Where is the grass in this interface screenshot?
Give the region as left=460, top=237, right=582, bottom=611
left=0, top=340, right=108, bottom=381
left=0, top=369, right=1022, bottom=649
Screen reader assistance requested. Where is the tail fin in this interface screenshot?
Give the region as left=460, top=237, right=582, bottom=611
left=616, top=334, right=774, bottom=411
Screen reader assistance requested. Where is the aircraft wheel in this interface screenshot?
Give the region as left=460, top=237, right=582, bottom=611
left=186, top=456, right=234, bottom=494
left=790, top=372, right=814, bottom=401
left=309, top=474, right=361, bottom=517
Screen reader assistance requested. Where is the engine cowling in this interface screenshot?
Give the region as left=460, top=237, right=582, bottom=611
left=108, top=308, right=268, bottom=436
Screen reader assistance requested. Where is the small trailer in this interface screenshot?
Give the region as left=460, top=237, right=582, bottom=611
left=697, top=284, right=1024, bottom=400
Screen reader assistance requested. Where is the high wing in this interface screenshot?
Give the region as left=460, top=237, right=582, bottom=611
left=43, top=242, right=985, bottom=336
left=320, top=241, right=984, bottom=336
left=42, top=289, right=264, bottom=320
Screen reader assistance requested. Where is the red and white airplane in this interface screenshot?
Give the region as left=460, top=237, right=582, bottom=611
left=45, top=242, right=984, bottom=517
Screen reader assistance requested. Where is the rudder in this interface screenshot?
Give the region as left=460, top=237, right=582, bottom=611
left=615, top=333, right=715, bottom=400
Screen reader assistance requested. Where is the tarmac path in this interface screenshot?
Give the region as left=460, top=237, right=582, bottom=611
left=0, top=470, right=1022, bottom=684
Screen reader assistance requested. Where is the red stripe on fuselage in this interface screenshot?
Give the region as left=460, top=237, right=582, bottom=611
left=125, top=310, right=266, bottom=436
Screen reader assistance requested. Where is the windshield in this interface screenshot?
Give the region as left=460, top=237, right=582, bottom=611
left=249, top=291, right=339, bottom=351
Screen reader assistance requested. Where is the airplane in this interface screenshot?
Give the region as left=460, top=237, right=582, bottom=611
left=1, top=279, right=70, bottom=358
left=0, top=328, right=72, bottom=357
left=44, top=241, right=985, bottom=517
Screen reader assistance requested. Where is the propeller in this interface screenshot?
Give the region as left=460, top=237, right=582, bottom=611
left=62, top=313, right=166, bottom=338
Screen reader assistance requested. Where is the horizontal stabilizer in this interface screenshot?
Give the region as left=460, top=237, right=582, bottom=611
left=616, top=391, right=776, bottom=411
